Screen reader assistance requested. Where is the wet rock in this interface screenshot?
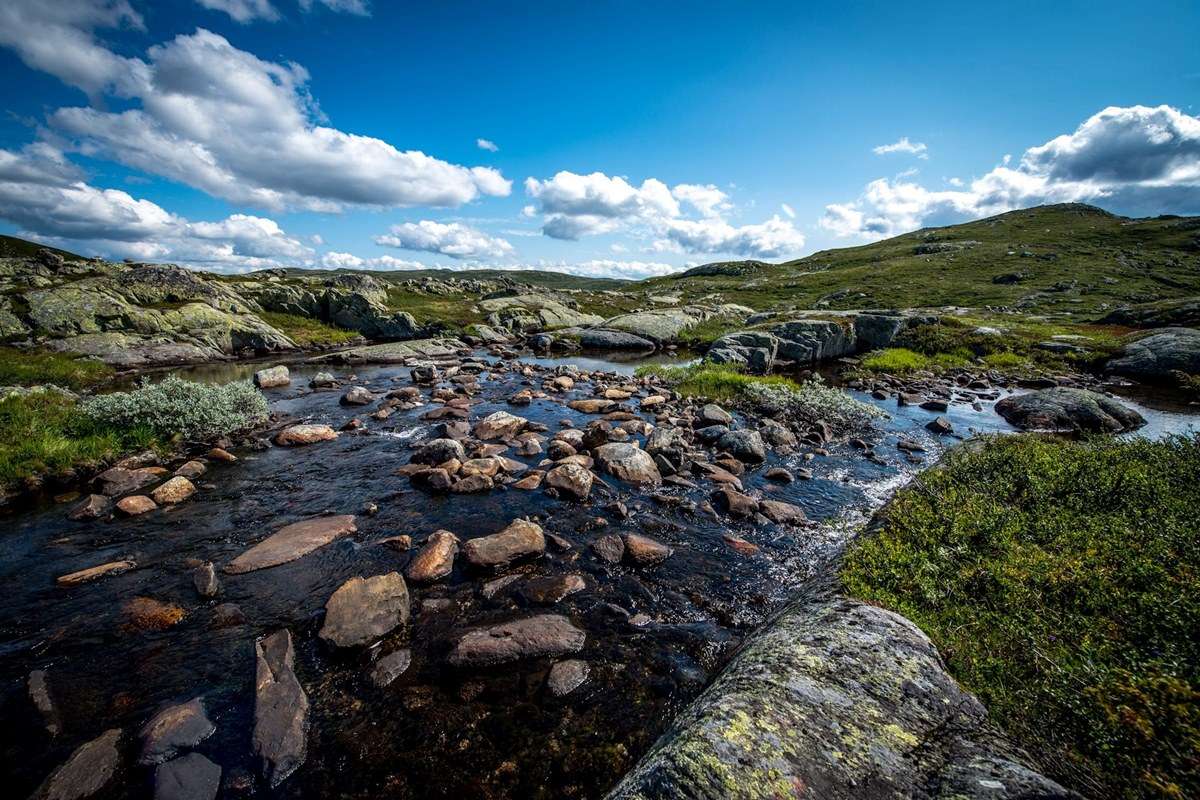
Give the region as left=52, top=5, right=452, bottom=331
left=309, top=371, right=336, bottom=388
left=995, top=387, right=1146, bottom=433
left=699, top=403, right=733, bottom=425
left=210, top=603, right=247, bottom=629
left=451, top=474, right=494, bottom=493
left=461, top=457, right=502, bottom=478
left=567, top=398, right=616, bottom=414
left=369, top=649, right=412, bottom=688
left=512, top=471, right=544, bottom=490
left=57, top=559, right=136, bottom=587
left=411, top=438, right=466, bottom=465
left=68, top=494, right=111, bottom=521
left=193, top=562, right=219, bottom=598
left=173, top=460, right=206, bottom=480
left=521, top=574, right=586, bottom=604
left=379, top=534, right=411, bottom=551
left=123, top=597, right=186, bottom=631
left=154, top=753, right=221, bottom=800
left=253, top=365, right=290, bottom=388
left=340, top=386, right=375, bottom=405
left=473, top=410, right=527, bottom=440
left=406, top=530, right=459, bottom=582
left=710, top=487, right=759, bottom=518
left=253, top=629, right=308, bottom=788
left=594, top=442, right=662, bottom=485
left=207, top=447, right=236, bottom=462
left=33, top=727, right=122, bottom=800
left=508, top=389, right=533, bottom=405
left=29, top=669, right=61, bottom=737
left=715, top=429, right=767, bottom=464
left=410, top=364, right=439, bottom=384
left=759, top=499, right=806, bottom=524
left=273, top=424, right=338, bottom=446
left=412, top=468, right=452, bottom=492
left=226, top=514, right=357, bottom=574
left=116, top=495, right=157, bottom=516
left=319, top=573, right=410, bottom=648
left=152, top=477, right=196, bottom=505
left=926, top=416, right=954, bottom=435
left=463, top=519, right=545, bottom=569
left=623, top=533, right=672, bottom=566
left=765, top=467, right=794, bottom=483
left=448, top=615, right=586, bottom=667
left=920, top=399, right=949, bottom=412
left=545, top=463, right=594, bottom=500
left=139, top=698, right=216, bottom=765
left=547, top=659, right=590, bottom=697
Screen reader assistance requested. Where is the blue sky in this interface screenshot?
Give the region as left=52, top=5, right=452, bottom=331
left=0, top=0, right=1197, bottom=277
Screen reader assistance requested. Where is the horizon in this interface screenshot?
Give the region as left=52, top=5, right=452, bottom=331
left=0, top=1, right=1197, bottom=279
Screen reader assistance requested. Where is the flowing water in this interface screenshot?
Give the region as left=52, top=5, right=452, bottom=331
left=2, top=353, right=1196, bottom=799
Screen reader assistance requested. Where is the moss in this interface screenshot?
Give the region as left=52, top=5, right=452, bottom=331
left=0, top=346, right=113, bottom=390
left=258, top=311, right=359, bottom=348
left=842, top=434, right=1200, bottom=799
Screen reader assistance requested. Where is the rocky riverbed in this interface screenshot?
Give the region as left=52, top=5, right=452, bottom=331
left=3, top=347, right=1198, bottom=800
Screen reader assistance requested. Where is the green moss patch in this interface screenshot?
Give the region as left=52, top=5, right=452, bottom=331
left=258, top=311, right=359, bottom=348
left=0, top=347, right=113, bottom=390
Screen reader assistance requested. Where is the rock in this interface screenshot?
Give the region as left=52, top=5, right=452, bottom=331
left=547, top=659, right=590, bottom=697
left=771, top=318, right=856, bottom=364
left=1106, top=327, right=1200, bottom=380
left=995, top=388, right=1145, bottom=433
left=319, top=573, right=410, bottom=648
left=759, top=499, right=806, bottom=524
left=545, top=463, right=594, bottom=500
left=765, top=467, right=794, bottom=483
left=123, top=597, right=186, bottom=631
left=210, top=603, right=247, bottom=629
left=116, top=495, right=157, bottom=516
left=33, top=728, right=122, bottom=800
left=715, top=429, right=767, bottom=464
left=173, top=460, right=206, bottom=479
left=57, top=560, right=135, bottom=587
left=623, top=533, right=672, bottom=566
left=463, top=520, right=545, bottom=569
left=448, top=615, right=586, bottom=667
left=577, top=329, right=656, bottom=350
left=69, top=494, right=111, bottom=521
left=226, top=515, right=357, bottom=574
left=253, top=365, right=290, bottom=388
left=473, top=410, right=527, bottom=440
left=926, top=415, right=954, bottom=435
left=568, top=398, right=617, bottom=414
left=700, top=403, right=733, bottom=425
left=340, top=386, right=374, bottom=405
left=591, top=533, right=625, bottom=564
left=594, top=442, right=662, bottom=485
left=411, top=437, right=466, bottom=465
left=151, top=477, right=196, bottom=505
left=253, top=629, right=308, bottom=787
left=154, top=753, right=221, bottom=800
left=406, top=530, right=459, bottom=582
left=28, top=670, right=61, bottom=737
left=139, top=698, right=216, bottom=765
left=607, top=597, right=1073, bottom=800
left=273, top=424, right=338, bottom=446
left=521, top=574, right=587, bottom=604
left=920, top=399, right=949, bottom=413
left=368, top=649, right=412, bottom=688
left=192, top=562, right=219, bottom=598
left=711, top=487, right=759, bottom=518
left=451, top=474, right=494, bottom=493
left=309, top=371, right=337, bottom=388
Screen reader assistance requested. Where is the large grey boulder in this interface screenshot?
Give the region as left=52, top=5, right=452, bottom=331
left=578, top=328, right=656, bottom=351
left=1105, top=327, right=1200, bottom=381
left=995, top=388, right=1145, bottom=433
left=253, top=630, right=308, bottom=787
left=594, top=442, right=663, bottom=485
left=607, top=597, right=1074, bottom=800
left=772, top=319, right=857, bottom=364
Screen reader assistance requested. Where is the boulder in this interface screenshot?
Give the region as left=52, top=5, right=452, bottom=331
left=577, top=329, right=656, bottom=351
left=32, top=728, right=123, bottom=800
left=759, top=499, right=806, bottom=524
left=253, top=365, right=290, bottom=388
left=340, top=386, right=374, bottom=406
left=771, top=319, right=856, bottom=364
left=153, top=753, right=221, bottom=800
left=319, top=573, right=410, bottom=648
left=152, top=477, right=195, bottom=505
left=448, top=615, right=586, bottom=667
left=715, top=429, right=767, bottom=464
left=594, top=442, right=662, bottom=485
left=547, top=659, right=590, bottom=697
left=411, top=438, right=466, bottom=465
left=69, top=494, right=111, bottom=521
left=463, top=520, right=545, bottom=569
left=591, top=533, right=625, bottom=564
left=545, top=463, right=594, bottom=500
left=473, top=410, right=528, bottom=440
left=226, top=515, right=357, bottom=574
left=995, top=388, right=1145, bottom=433
left=711, top=487, right=759, bottom=518
left=253, top=630, right=308, bottom=787
left=406, top=530, right=459, bottom=582
left=623, top=533, right=673, bottom=566
left=274, top=424, right=337, bottom=446
left=138, top=698, right=215, bottom=765
left=699, top=403, right=733, bottom=425
left=1106, top=327, right=1200, bottom=381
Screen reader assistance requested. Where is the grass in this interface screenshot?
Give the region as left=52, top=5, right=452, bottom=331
left=0, top=346, right=113, bottom=390
left=383, top=288, right=486, bottom=330
left=635, top=362, right=802, bottom=402
left=258, top=311, right=360, bottom=348
left=676, top=317, right=747, bottom=347
left=842, top=434, right=1200, bottom=799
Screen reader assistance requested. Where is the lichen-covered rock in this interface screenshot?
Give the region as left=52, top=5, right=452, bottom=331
left=995, top=388, right=1145, bottom=433
left=607, top=597, right=1074, bottom=800
left=1105, top=327, right=1200, bottom=381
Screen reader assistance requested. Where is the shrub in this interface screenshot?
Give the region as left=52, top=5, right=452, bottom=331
left=82, top=376, right=269, bottom=441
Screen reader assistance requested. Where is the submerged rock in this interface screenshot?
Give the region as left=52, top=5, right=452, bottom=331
left=995, top=388, right=1145, bottom=433
left=448, top=615, right=586, bottom=667
left=368, top=649, right=412, bottom=688
left=33, top=728, right=123, bottom=800
left=253, top=630, right=308, bottom=788
left=139, top=698, right=216, bottom=765
left=547, top=659, right=590, bottom=697
left=319, top=573, right=410, bottom=648
left=57, top=560, right=135, bottom=587
left=154, top=753, right=221, bottom=800
left=225, top=515, right=357, bottom=574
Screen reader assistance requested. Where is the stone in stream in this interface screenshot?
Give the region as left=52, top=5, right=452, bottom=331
left=451, top=474, right=494, bottom=493
left=410, top=438, right=466, bottom=465
left=759, top=499, right=807, bottom=525
left=699, top=403, right=733, bottom=425
left=448, top=615, right=586, bottom=667
left=123, top=597, right=186, bottom=631
left=68, top=494, right=111, bottom=521
left=319, top=573, right=410, bottom=648
left=591, top=533, right=625, bottom=564
left=547, top=659, right=590, bottom=697
left=623, top=533, right=673, bottom=566
left=406, top=530, right=459, bottom=583
left=765, top=467, right=794, bottom=483
left=138, top=698, right=216, bottom=765
left=173, top=460, right=206, bottom=479
left=154, top=753, right=221, bottom=800
left=253, top=630, right=308, bottom=788
left=56, top=559, right=136, bottom=587
left=253, top=365, right=290, bottom=388
left=594, top=442, right=662, bottom=485
left=567, top=398, right=616, bottom=414
left=28, top=669, right=61, bottom=737
left=521, top=574, right=587, bottom=604
left=193, top=562, right=219, bottom=598
left=368, top=649, right=413, bottom=688
left=1105, top=327, right=1200, bottom=380
left=273, top=424, right=338, bottom=446
left=207, top=447, right=237, bottom=462
left=715, top=429, right=767, bottom=464
left=340, top=386, right=375, bottom=405
left=412, top=468, right=453, bottom=492
left=94, top=466, right=159, bottom=496
left=225, top=515, right=357, bottom=574
left=473, top=410, right=528, bottom=440
left=116, top=495, right=157, bottom=516
left=462, top=520, right=545, bottom=569
left=310, top=371, right=337, bottom=388
left=152, top=477, right=196, bottom=505
left=711, top=487, right=760, bottom=518
left=544, top=463, right=593, bottom=500
left=512, top=471, right=544, bottom=490
left=995, top=387, right=1146, bottom=433
left=32, top=727, right=122, bottom=800
left=926, top=416, right=954, bottom=435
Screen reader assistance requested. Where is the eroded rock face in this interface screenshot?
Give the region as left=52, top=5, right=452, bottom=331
left=606, top=597, right=1073, bottom=800
left=253, top=630, right=308, bottom=788
left=319, top=573, right=410, bottom=648
left=995, top=388, right=1145, bottom=433
left=226, top=515, right=357, bottom=574
left=448, top=615, right=586, bottom=667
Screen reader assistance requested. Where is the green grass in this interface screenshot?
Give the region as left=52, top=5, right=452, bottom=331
left=383, top=288, right=486, bottom=330
left=0, top=392, right=160, bottom=492
left=635, top=362, right=802, bottom=402
left=0, top=347, right=113, bottom=390
left=676, top=317, right=747, bottom=347
left=258, top=311, right=360, bottom=348
left=842, top=434, right=1200, bottom=799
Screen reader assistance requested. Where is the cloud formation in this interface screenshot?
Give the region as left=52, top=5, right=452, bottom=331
left=476, top=138, right=499, bottom=152
left=873, top=137, right=929, bottom=159
left=195, top=0, right=280, bottom=23
left=374, top=220, right=515, bottom=259
left=824, top=105, right=1200, bottom=240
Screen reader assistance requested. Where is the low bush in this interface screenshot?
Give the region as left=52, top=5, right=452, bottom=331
left=81, top=376, right=269, bottom=441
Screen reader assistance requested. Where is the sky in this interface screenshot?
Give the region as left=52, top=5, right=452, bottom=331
left=0, top=0, right=1197, bottom=279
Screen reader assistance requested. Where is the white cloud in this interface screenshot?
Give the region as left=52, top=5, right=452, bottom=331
left=824, top=105, right=1200, bottom=240
left=195, top=0, right=280, bottom=23
left=526, top=259, right=681, bottom=280
left=660, top=215, right=805, bottom=259
left=671, top=183, right=731, bottom=218
left=320, top=251, right=428, bottom=270
left=299, top=0, right=370, bottom=15
left=873, top=137, right=929, bottom=159
left=780, top=202, right=795, bottom=219
left=477, top=138, right=499, bottom=152
left=374, top=220, right=515, bottom=259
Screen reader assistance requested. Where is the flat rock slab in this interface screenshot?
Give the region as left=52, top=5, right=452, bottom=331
left=154, top=753, right=221, bottom=800
left=309, top=337, right=467, bottom=364
left=254, top=630, right=308, bottom=788
left=34, top=727, right=122, bottom=800
left=463, top=520, right=545, bottom=569
left=57, top=560, right=135, bottom=587
left=547, top=659, right=590, bottom=697
left=139, top=697, right=215, bottom=765
left=995, top=387, right=1145, bottom=433
left=368, top=649, right=412, bottom=688
left=225, top=515, right=357, bottom=574
left=319, top=572, right=410, bottom=648
left=448, top=614, right=586, bottom=667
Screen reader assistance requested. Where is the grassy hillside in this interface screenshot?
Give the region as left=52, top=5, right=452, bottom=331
left=0, top=235, right=83, bottom=261
left=279, top=266, right=630, bottom=292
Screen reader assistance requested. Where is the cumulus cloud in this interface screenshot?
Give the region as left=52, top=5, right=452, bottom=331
left=0, top=8, right=508, bottom=212
left=873, top=137, right=929, bottom=159
left=319, top=251, right=427, bottom=270
left=299, top=0, right=370, bottom=14
left=823, top=105, right=1200, bottom=240
left=477, top=138, right=499, bottom=152
left=195, top=0, right=280, bottom=23
left=374, top=220, right=514, bottom=259
left=524, top=170, right=805, bottom=258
